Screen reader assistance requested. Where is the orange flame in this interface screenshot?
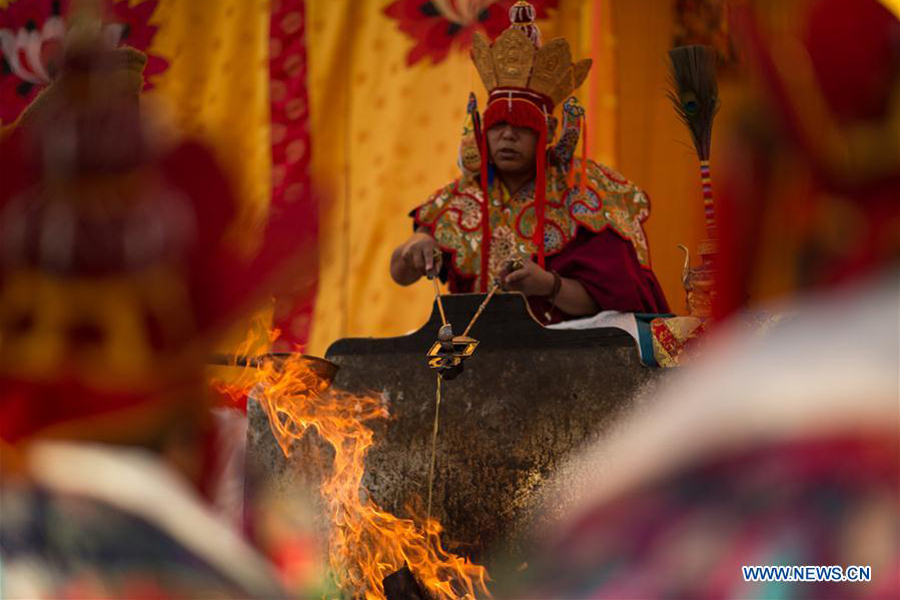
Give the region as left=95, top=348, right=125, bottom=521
left=214, top=339, right=490, bottom=599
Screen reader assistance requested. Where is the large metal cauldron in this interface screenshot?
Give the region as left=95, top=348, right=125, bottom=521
left=245, top=293, right=662, bottom=568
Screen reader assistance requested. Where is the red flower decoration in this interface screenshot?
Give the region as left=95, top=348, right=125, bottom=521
left=0, top=0, right=168, bottom=124
left=384, top=0, right=558, bottom=66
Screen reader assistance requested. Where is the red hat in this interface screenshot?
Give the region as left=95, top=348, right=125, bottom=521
left=468, top=1, right=592, bottom=290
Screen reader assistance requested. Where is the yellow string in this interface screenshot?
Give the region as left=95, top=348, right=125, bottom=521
left=425, top=281, right=499, bottom=522
left=461, top=280, right=500, bottom=338
left=432, top=276, right=448, bottom=326
left=425, top=373, right=442, bottom=522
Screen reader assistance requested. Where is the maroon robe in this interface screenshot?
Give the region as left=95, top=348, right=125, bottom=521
left=424, top=225, right=669, bottom=323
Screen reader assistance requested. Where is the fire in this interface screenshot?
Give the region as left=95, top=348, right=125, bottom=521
left=214, top=341, right=491, bottom=599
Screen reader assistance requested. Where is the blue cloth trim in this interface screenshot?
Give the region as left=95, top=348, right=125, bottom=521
left=634, top=313, right=673, bottom=368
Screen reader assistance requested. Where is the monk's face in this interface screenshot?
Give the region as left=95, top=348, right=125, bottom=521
left=486, top=122, right=537, bottom=176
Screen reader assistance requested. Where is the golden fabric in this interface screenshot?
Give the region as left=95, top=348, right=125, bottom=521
left=413, top=158, right=653, bottom=283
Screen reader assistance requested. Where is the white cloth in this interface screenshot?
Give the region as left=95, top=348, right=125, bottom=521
left=548, top=310, right=641, bottom=343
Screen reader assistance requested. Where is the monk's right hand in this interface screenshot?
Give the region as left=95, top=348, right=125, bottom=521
left=401, top=232, right=442, bottom=279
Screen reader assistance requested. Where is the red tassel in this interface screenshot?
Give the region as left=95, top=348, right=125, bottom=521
left=478, top=127, right=491, bottom=293
left=535, top=122, right=547, bottom=268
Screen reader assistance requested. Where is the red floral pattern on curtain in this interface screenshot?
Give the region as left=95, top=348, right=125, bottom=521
left=0, top=0, right=168, bottom=125
left=269, top=0, right=316, bottom=349
left=384, top=0, right=558, bottom=66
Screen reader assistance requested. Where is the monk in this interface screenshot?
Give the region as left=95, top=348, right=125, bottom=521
left=390, top=2, right=668, bottom=323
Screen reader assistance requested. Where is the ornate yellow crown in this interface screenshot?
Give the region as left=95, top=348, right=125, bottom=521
left=470, top=2, right=592, bottom=109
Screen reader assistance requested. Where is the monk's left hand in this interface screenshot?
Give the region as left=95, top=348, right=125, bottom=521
left=501, top=258, right=555, bottom=297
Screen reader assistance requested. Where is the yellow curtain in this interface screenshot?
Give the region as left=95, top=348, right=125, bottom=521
left=305, top=0, right=623, bottom=355
left=306, top=1, right=474, bottom=354
left=146, top=0, right=272, bottom=247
